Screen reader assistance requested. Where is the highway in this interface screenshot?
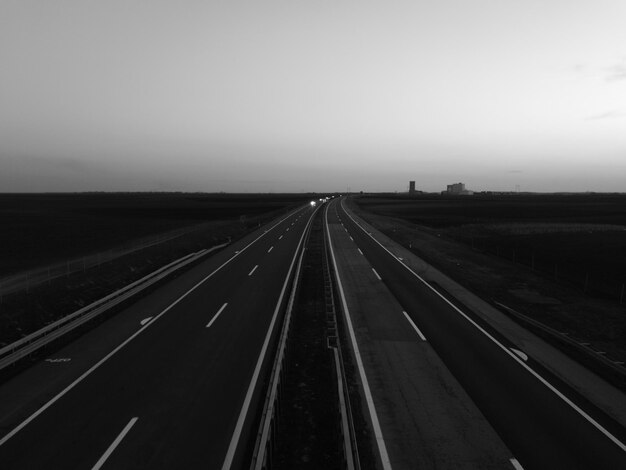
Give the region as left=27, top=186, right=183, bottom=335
left=328, top=197, right=626, bottom=470
left=0, top=204, right=316, bottom=470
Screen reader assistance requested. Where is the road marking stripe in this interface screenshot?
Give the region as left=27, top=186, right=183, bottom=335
left=279, top=235, right=283, bottom=240
left=140, top=317, right=152, bottom=326
left=510, top=458, right=525, bottom=469
left=221, top=206, right=319, bottom=470
left=402, top=311, right=426, bottom=341
left=0, top=205, right=308, bottom=448
left=349, top=236, right=354, bottom=241
left=510, top=348, right=528, bottom=361
left=358, top=248, right=363, bottom=255
left=286, top=227, right=290, bottom=231
left=268, top=246, right=273, bottom=253
left=339, top=198, right=626, bottom=454
left=372, top=268, right=382, bottom=280
left=206, top=303, right=228, bottom=328
left=92, top=417, right=138, bottom=470
left=248, top=265, right=258, bottom=276
left=325, top=203, right=392, bottom=470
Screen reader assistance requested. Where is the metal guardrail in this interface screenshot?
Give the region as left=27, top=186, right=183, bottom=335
left=323, top=210, right=360, bottom=470
left=249, top=217, right=311, bottom=470
left=0, top=243, right=228, bottom=371
left=493, top=300, right=626, bottom=387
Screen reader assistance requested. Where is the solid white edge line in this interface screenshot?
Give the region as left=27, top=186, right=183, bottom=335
left=339, top=198, right=626, bottom=454
left=91, top=417, right=138, bottom=470
left=248, top=265, right=258, bottom=276
left=402, top=311, right=426, bottom=341
left=207, top=303, right=228, bottom=329
left=372, top=268, right=382, bottom=281
left=221, top=206, right=319, bottom=470
left=510, top=457, right=525, bottom=470
left=325, top=202, right=393, bottom=470
left=0, top=206, right=307, bottom=448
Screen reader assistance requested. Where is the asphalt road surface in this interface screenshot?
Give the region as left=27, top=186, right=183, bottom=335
left=0, top=204, right=316, bottom=470
left=330, top=197, right=626, bottom=470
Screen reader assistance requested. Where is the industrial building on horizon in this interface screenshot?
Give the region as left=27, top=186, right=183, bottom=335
left=444, top=182, right=473, bottom=195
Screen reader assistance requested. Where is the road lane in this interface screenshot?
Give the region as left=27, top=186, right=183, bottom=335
left=326, top=202, right=513, bottom=469
left=335, top=198, right=626, bottom=470
left=0, top=205, right=315, bottom=469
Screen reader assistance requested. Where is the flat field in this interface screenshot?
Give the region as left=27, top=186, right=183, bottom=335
left=0, top=192, right=311, bottom=276
left=356, top=194, right=626, bottom=300
left=0, top=192, right=312, bottom=349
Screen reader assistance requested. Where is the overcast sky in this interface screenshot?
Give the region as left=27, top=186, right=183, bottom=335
left=1, top=1, right=625, bottom=193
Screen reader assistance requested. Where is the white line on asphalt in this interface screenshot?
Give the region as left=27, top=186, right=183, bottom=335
left=339, top=198, right=626, bottom=454
left=358, top=248, right=364, bottom=255
left=279, top=235, right=283, bottom=240
left=325, top=203, right=392, bottom=470
left=511, top=348, right=528, bottom=361
left=402, top=311, right=426, bottom=341
left=206, top=303, right=228, bottom=328
left=349, top=236, right=354, bottom=241
left=372, top=268, right=382, bottom=280
left=268, top=246, right=273, bottom=253
left=91, top=417, right=138, bottom=470
left=510, top=458, right=525, bottom=470
left=248, top=265, right=258, bottom=276
left=0, top=206, right=308, bottom=448
left=286, top=227, right=290, bottom=231
left=221, top=206, right=320, bottom=470
left=140, top=317, right=152, bottom=326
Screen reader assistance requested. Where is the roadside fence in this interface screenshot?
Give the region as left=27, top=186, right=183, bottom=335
left=456, top=236, right=626, bottom=306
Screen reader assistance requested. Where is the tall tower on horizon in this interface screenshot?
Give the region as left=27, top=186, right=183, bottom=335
left=409, top=181, right=416, bottom=195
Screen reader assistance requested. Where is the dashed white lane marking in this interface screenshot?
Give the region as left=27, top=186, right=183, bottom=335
left=349, top=236, right=354, bottom=241
left=248, top=265, right=258, bottom=276
left=140, top=317, right=153, bottom=326
left=325, top=204, right=392, bottom=470
left=207, top=303, right=228, bottom=328
left=268, top=246, right=274, bottom=253
left=511, top=348, right=528, bottom=361
left=92, top=417, right=138, bottom=470
left=45, top=358, right=71, bottom=363
left=0, top=207, right=306, bottom=449
left=339, top=198, right=626, bottom=454
left=279, top=235, right=283, bottom=240
left=402, top=311, right=427, bottom=341
left=372, top=268, right=382, bottom=280
left=286, top=227, right=290, bottom=232
left=358, top=248, right=364, bottom=255
left=510, top=458, right=525, bottom=470
left=222, top=205, right=319, bottom=470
